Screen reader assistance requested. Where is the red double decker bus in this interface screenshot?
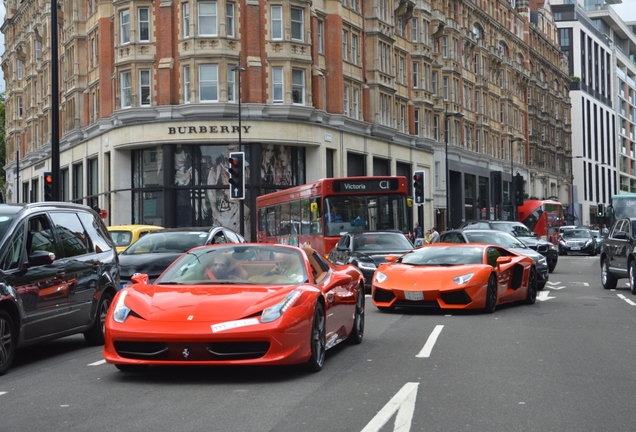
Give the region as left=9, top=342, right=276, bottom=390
left=517, top=199, right=563, bottom=244
left=256, top=176, right=410, bottom=256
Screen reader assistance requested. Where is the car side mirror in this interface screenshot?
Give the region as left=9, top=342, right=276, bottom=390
left=336, top=244, right=349, bottom=252
left=131, top=273, right=150, bottom=285
left=615, top=232, right=628, bottom=240
left=385, top=255, right=398, bottom=263
left=28, top=250, right=55, bottom=266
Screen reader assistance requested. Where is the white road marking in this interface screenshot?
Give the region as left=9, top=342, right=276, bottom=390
left=617, top=294, right=636, bottom=306
left=537, top=291, right=556, bottom=301
left=361, top=382, right=419, bottom=432
left=416, top=325, right=444, bottom=358
left=88, top=359, right=107, bottom=366
left=0, top=392, right=6, bottom=396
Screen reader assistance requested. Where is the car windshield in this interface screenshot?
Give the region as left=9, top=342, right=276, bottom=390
left=400, top=245, right=484, bottom=266
left=352, top=232, right=413, bottom=251
left=464, top=231, right=527, bottom=249
left=562, top=229, right=591, bottom=239
left=156, top=245, right=308, bottom=285
left=122, top=231, right=209, bottom=254
left=493, top=223, right=535, bottom=238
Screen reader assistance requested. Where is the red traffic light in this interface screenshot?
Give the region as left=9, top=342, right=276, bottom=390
left=44, top=173, right=53, bottom=184
left=228, top=157, right=239, bottom=166
left=413, top=174, right=422, bottom=181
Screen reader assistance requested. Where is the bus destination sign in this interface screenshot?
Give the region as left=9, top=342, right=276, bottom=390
left=332, top=178, right=400, bottom=193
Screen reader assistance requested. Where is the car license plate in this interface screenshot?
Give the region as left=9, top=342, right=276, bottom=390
left=570, top=247, right=580, bottom=250
left=404, top=291, right=424, bottom=301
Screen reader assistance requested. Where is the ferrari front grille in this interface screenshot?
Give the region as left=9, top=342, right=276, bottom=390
left=373, top=288, right=395, bottom=303
left=440, top=290, right=471, bottom=305
left=113, top=341, right=270, bottom=361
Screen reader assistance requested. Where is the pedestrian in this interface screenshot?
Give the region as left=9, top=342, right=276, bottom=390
left=429, top=227, right=440, bottom=243
left=412, top=222, right=423, bottom=242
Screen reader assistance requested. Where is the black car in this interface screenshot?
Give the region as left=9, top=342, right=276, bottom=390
left=328, top=231, right=414, bottom=291
left=600, top=218, right=636, bottom=293
left=459, top=220, right=558, bottom=273
left=438, top=229, right=549, bottom=290
left=0, top=202, right=119, bottom=376
left=118, top=226, right=245, bottom=287
left=558, top=228, right=597, bottom=256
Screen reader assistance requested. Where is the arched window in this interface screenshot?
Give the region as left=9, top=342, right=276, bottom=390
left=498, top=41, right=508, bottom=56
left=473, top=23, right=484, bottom=40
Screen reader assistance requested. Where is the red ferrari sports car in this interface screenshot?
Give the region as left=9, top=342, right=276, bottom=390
left=372, top=243, right=537, bottom=313
left=104, top=244, right=365, bottom=372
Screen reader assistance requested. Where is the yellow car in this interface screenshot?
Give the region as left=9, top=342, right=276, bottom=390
left=107, top=224, right=164, bottom=253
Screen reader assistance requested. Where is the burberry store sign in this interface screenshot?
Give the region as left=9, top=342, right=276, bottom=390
left=168, top=125, right=251, bottom=135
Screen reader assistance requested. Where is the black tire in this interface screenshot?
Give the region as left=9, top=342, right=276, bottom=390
left=537, top=281, right=546, bottom=291
left=306, top=302, right=326, bottom=372
left=484, top=274, right=497, bottom=313
left=348, top=285, right=365, bottom=345
left=115, top=364, right=149, bottom=373
left=601, top=258, right=617, bottom=290
left=548, top=264, right=556, bottom=273
left=630, top=261, right=636, bottom=295
left=0, top=310, right=16, bottom=376
left=525, top=267, right=537, bottom=305
left=84, top=292, right=113, bottom=346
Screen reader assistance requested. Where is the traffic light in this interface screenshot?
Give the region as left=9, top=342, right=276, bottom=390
left=514, top=174, right=524, bottom=206
left=597, top=203, right=604, bottom=217
left=228, top=151, right=245, bottom=200
left=413, top=170, right=425, bottom=204
left=43, top=171, right=54, bottom=201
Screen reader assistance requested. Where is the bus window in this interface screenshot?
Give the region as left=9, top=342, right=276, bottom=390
left=280, top=203, right=291, bottom=235
left=290, top=201, right=300, bottom=235
left=310, top=198, right=321, bottom=234
left=301, top=199, right=312, bottom=235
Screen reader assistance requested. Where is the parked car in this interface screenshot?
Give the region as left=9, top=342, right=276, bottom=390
left=328, top=231, right=414, bottom=291
left=118, top=226, right=246, bottom=287
left=460, top=220, right=558, bottom=273
left=107, top=224, right=164, bottom=253
left=438, top=229, right=549, bottom=290
left=104, top=244, right=365, bottom=372
left=0, top=202, right=119, bottom=376
left=600, top=218, right=636, bottom=293
left=372, top=243, right=537, bottom=313
left=558, top=228, right=597, bottom=256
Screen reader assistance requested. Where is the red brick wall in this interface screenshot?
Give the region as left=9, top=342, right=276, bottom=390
left=324, top=14, right=343, bottom=114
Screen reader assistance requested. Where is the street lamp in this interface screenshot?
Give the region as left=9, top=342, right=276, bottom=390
left=231, top=63, right=245, bottom=235
left=445, top=111, right=464, bottom=230
left=509, top=137, right=525, bottom=221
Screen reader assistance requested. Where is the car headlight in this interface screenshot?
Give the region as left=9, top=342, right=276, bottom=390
left=356, top=261, right=377, bottom=271
left=375, top=271, right=388, bottom=283
left=549, top=244, right=557, bottom=251
left=112, top=290, right=131, bottom=323
left=261, top=290, right=301, bottom=323
left=452, top=273, right=474, bottom=285
left=537, top=257, right=547, bottom=267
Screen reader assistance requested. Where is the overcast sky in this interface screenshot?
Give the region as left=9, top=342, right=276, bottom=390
left=0, top=1, right=634, bottom=95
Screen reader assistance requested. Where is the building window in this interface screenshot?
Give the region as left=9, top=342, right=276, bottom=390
left=73, top=162, right=84, bottom=203
left=344, top=85, right=350, bottom=116
left=292, top=68, right=305, bottom=105
left=414, top=108, right=420, bottom=136
left=227, top=65, right=236, bottom=102
left=343, top=30, right=349, bottom=62
left=271, top=6, right=282, bottom=40
left=412, top=18, right=418, bottom=42
left=441, top=36, right=448, bottom=58
left=351, top=34, right=358, bottom=65
left=443, top=77, right=449, bottom=100
left=291, top=7, right=304, bottom=41
left=184, top=66, right=191, bottom=103
left=226, top=3, right=235, bottom=38
left=317, top=20, right=324, bottom=53
left=183, top=3, right=190, bottom=38
left=432, top=71, right=438, bottom=96
left=352, top=88, right=359, bottom=120
left=16, top=59, right=23, bottom=79
left=199, top=64, right=219, bottom=101
left=35, top=40, right=41, bottom=60
left=120, top=71, right=132, bottom=108
left=120, top=10, right=130, bottom=44
left=412, top=61, right=419, bottom=88
left=17, top=96, right=23, bottom=119
left=140, top=69, right=151, bottom=106
left=198, top=1, right=218, bottom=36
left=139, top=8, right=150, bottom=42
left=273, top=67, right=283, bottom=103
left=87, top=158, right=99, bottom=210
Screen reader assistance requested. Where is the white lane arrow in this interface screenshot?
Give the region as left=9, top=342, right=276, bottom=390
left=361, top=382, right=419, bottom=432
left=537, top=290, right=555, bottom=301
left=545, top=282, right=565, bottom=290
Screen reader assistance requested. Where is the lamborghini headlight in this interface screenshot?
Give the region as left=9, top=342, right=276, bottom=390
left=261, top=290, right=301, bottom=323
left=112, top=290, right=131, bottom=323
left=375, top=271, right=388, bottom=283
left=452, top=273, right=474, bottom=285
